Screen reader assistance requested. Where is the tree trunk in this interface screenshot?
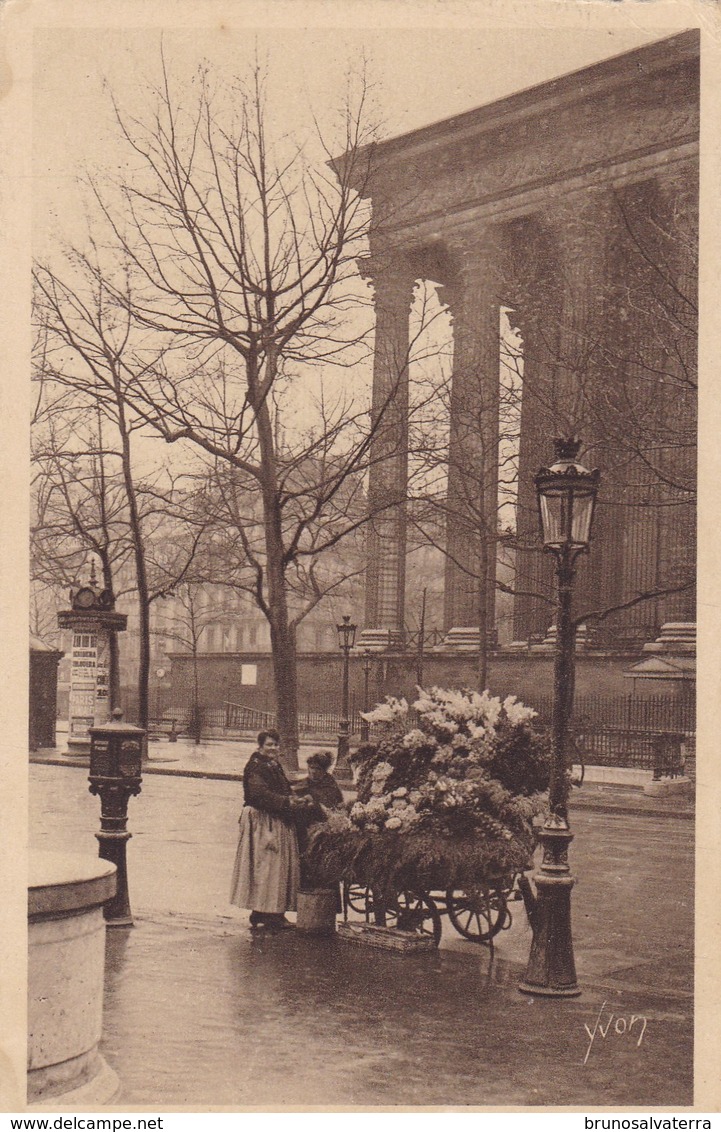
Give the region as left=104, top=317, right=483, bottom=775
left=477, top=533, right=489, bottom=692
left=416, top=588, right=427, bottom=688
left=98, top=554, right=121, bottom=712
left=191, top=642, right=201, bottom=745
left=114, top=379, right=151, bottom=745
left=136, top=598, right=151, bottom=742
left=254, top=364, right=300, bottom=770
left=269, top=614, right=299, bottom=770
left=108, top=632, right=120, bottom=713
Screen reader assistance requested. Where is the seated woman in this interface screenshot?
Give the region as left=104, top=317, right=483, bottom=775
left=293, top=750, right=344, bottom=821
left=293, top=751, right=345, bottom=900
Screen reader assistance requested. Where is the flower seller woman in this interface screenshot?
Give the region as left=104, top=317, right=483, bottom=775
left=230, top=729, right=313, bottom=931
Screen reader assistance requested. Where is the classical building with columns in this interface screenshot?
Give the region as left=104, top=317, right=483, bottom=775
left=335, top=30, right=697, bottom=665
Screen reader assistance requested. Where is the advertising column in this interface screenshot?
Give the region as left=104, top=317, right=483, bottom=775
left=58, top=584, right=127, bottom=758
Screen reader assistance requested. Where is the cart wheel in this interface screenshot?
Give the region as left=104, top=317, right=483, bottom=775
left=343, top=882, right=373, bottom=920
left=446, top=885, right=511, bottom=944
left=383, top=891, right=442, bottom=947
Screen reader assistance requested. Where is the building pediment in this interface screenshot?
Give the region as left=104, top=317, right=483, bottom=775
left=624, top=655, right=695, bottom=681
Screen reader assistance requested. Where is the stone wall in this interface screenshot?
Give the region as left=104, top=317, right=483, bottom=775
left=167, top=648, right=650, bottom=715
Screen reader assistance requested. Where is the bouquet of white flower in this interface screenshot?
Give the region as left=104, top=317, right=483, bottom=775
left=304, top=686, right=551, bottom=894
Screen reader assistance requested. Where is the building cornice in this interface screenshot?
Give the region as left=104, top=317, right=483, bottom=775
left=334, top=30, right=699, bottom=196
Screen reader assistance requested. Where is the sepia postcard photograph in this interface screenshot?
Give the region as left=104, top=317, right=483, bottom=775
left=1, top=0, right=720, bottom=1116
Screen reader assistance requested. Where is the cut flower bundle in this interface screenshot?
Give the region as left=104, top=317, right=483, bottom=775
left=305, top=687, right=552, bottom=894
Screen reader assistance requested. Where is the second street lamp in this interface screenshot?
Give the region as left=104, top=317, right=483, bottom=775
left=336, top=615, right=357, bottom=777
left=360, top=648, right=373, bottom=743
left=519, top=437, right=600, bottom=999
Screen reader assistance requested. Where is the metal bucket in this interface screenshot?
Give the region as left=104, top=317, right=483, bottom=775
left=296, top=888, right=338, bottom=935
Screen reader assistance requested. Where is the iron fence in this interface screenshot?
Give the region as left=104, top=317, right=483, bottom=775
left=532, top=693, right=694, bottom=770
left=223, top=699, right=367, bottom=737
left=530, top=693, right=694, bottom=735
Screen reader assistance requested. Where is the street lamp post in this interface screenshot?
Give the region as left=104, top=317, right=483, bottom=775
left=360, top=649, right=373, bottom=743
left=336, top=615, right=357, bottom=777
left=519, top=438, right=600, bottom=998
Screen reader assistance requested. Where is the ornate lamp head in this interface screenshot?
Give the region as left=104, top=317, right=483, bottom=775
left=535, top=437, right=600, bottom=554
left=336, top=614, right=357, bottom=652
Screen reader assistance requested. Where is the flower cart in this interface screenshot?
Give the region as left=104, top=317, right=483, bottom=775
left=304, top=687, right=551, bottom=950
left=341, top=872, right=533, bottom=947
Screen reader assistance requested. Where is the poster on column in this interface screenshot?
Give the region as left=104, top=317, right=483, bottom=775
left=69, top=631, right=97, bottom=739
left=94, top=632, right=110, bottom=718
left=3, top=0, right=721, bottom=1117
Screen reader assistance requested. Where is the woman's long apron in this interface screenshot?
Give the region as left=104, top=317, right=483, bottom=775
left=230, top=805, right=300, bottom=913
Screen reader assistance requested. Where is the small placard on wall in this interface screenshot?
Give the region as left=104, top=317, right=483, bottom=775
left=240, top=664, right=257, bottom=685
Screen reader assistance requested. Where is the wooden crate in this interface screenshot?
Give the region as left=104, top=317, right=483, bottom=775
left=337, top=920, right=437, bottom=953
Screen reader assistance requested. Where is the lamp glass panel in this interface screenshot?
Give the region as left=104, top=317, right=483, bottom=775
left=570, top=490, right=595, bottom=546
left=337, top=621, right=356, bottom=650
left=539, top=493, right=564, bottom=546
left=540, top=486, right=594, bottom=549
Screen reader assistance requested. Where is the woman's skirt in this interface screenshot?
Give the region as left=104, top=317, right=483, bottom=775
left=230, top=806, right=300, bottom=913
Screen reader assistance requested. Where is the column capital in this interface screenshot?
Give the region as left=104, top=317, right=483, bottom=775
left=442, top=230, right=506, bottom=319
left=357, top=254, right=417, bottom=316
left=654, top=162, right=698, bottom=212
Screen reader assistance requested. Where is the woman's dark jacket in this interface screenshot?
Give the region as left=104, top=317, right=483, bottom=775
left=243, top=751, right=294, bottom=818
left=310, top=772, right=344, bottom=811
left=292, top=771, right=344, bottom=824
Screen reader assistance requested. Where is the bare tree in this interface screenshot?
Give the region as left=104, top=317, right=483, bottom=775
left=157, top=582, right=239, bottom=744
left=31, top=383, right=134, bottom=709
left=33, top=53, right=428, bottom=766
left=32, top=294, right=212, bottom=734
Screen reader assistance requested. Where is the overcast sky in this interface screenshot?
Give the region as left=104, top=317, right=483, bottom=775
left=32, top=21, right=669, bottom=252
left=28, top=16, right=689, bottom=471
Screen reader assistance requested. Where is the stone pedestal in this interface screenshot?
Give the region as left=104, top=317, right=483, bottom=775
left=356, top=628, right=404, bottom=652
left=440, top=626, right=481, bottom=652
left=440, top=627, right=498, bottom=652
left=644, top=776, right=692, bottom=798
left=28, top=852, right=119, bottom=1107
left=643, top=622, right=696, bottom=654
left=531, top=623, right=591, bottom=652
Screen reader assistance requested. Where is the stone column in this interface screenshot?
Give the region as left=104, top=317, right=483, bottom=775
left=498, top=213, right=562, bottom=646
left=442, top=234, right=502, bottom=651
left=652, top=168, right=697, bottom=634
left=510, top=302, right=557, bottom=644
left=543, top=187, right=620, bottom=635
left=359, top=256, right=416, bottom=648
left=609, top=178, right=668, bottom=645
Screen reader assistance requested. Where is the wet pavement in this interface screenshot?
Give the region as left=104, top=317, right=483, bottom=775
left=101, top=916, right=691, bottom=1108
left=29, top=763, right=694, bottom=1108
